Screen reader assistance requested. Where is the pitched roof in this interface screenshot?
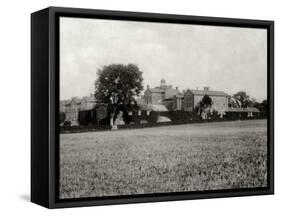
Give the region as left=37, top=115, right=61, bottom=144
left=149, top=88, right=165, bottom=93
left=82, top=96, right=96, bottom=102
left=175, top=93, right=184, bottom=98
left=148, top=104, right=169, bottom=112
left=148, top=86, right=180, bottom=99
left=188, top=89, right=229, bottom=97
left=139, top=104, right=168, bottom=112
left=226, top=107, right=260, bottom=112
left=60, top=100, right=71, bottom=105
left=60, top=96, right=96, bottom=106
left=164, top=88, right=180, bottom=99
left=71, top=97, right=82, bottom=104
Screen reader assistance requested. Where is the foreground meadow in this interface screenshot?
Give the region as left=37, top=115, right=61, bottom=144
left=60, top=119, right=267, bottom=199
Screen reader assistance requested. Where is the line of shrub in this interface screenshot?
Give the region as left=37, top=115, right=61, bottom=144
left=60, top=110, right=264, bottom=134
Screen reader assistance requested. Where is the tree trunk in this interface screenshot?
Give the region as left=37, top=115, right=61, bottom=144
left=110, top=107, right=118, bottom=130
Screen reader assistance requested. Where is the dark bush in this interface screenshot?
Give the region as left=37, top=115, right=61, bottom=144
left=224, top=112, right=260, bottom=121
left=148, top=111, right=158, bottom=123
left=78, top=107, right=111, bottom=126
left=78, top=110, right=94, bottom=126
left=166, top=111, right=192, bottom=123
left=122, top=111, right=132, bottom=124
left=208, top=110, right=223, bottom=121
left=63, top=121, right=71, bottom=126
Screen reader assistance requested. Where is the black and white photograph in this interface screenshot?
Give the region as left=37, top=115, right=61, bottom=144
left=59, top=16, right=268, bottom=199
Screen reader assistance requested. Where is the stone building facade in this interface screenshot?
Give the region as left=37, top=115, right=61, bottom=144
left=144, top=79, right=183, bottom=110
left=60, top=95, right=96, bottom=125
left=162, top=93, right=184, bottom=111
left=183, top=87, right=230, bottom=114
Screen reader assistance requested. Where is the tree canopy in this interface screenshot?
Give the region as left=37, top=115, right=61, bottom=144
left=94, top=64, right=144, bottom=123
left=200, top=95, right=213, bottom=108
left=195, top=94, right=213, bottom=118
left=232, top=91, right=253, bottom=108
left=254, top=99, right=268, bottom=118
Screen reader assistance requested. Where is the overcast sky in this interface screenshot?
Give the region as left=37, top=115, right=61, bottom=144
left=60, top=17, right=267, bottom=101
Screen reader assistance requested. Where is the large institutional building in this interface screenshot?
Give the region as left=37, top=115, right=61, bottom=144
left=143, top=79, right=230, bottom=114
left=60, top=79, right=259, bottom=125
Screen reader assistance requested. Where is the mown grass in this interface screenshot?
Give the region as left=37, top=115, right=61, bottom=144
left=60, top=119, right=267, bottom=199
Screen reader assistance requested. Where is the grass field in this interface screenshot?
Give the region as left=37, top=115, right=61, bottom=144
left=60, top=119, right=267, bottom=199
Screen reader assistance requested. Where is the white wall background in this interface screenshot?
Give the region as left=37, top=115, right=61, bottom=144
left=0, top=0, right=279, bottom=215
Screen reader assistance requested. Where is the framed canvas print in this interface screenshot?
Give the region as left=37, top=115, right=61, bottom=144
left=31, top=7, right=274, bottom=208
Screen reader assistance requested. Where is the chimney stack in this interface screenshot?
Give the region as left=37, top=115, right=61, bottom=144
left=147, top=85, right=150, bottom=89
left=204, top=86, right=210, bottom=91
left=160, top=78, right=166, bottom=88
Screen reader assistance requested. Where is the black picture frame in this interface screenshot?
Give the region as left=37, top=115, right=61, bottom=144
left=31, top=6, right=274, bottom=209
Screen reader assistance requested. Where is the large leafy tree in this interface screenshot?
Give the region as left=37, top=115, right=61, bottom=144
left=233, top=91, right=253, bottom=108
left=253, top=99, right=268, bottom=118
left=229, top=97, right=241, bottom=108
left=94, top=64, right=144, bottom=127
